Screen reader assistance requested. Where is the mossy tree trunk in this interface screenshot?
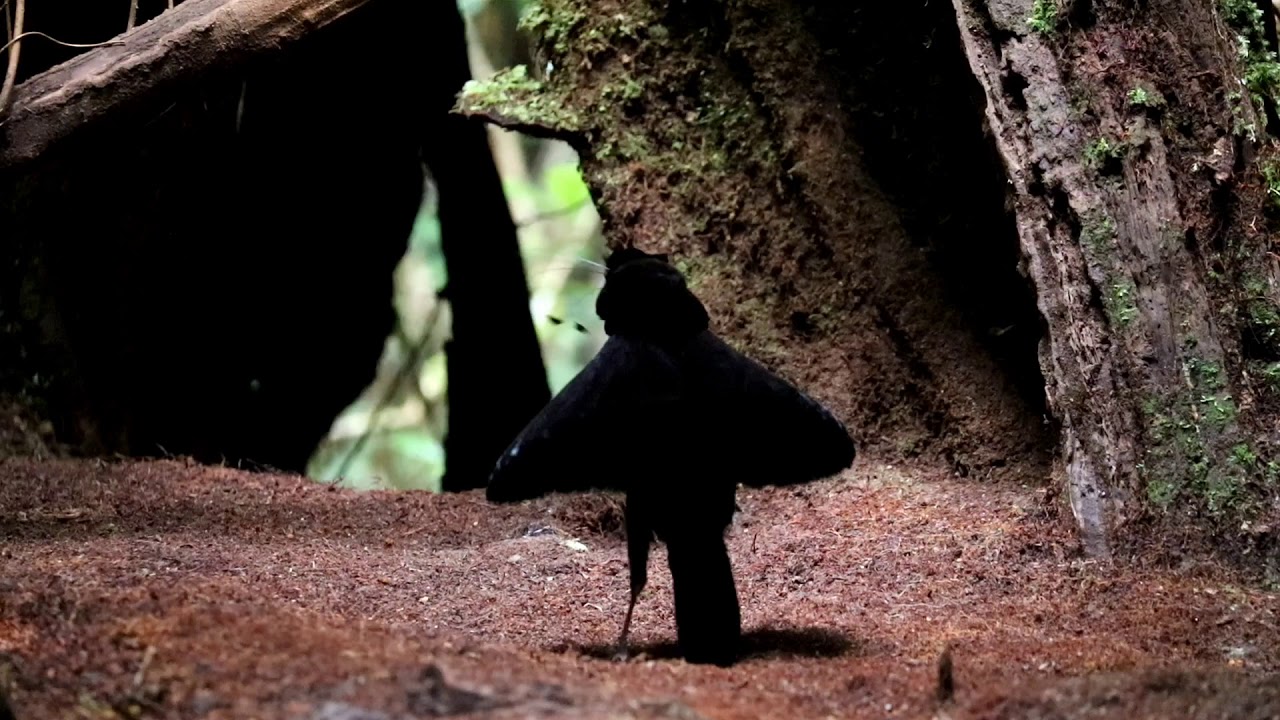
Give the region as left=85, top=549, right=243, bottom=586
left=951, top=0, right=1280, bottom=562
left=458, top=0, right=1057, bottom=497
left=458, top=0, right=1280, bottom=570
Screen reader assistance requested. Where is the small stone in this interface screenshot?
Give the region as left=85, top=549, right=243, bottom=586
left=308, top=701, right=391, bottom=720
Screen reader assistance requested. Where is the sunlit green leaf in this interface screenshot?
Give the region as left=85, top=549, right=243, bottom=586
left=544, top=162, right=591, bottom=210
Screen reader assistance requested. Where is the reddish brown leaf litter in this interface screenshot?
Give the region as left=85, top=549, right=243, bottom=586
left=1, top=456, right=1277, bottom=720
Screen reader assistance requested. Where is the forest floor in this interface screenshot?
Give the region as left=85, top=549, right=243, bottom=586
left=1, top=455, right=1279, bottom=720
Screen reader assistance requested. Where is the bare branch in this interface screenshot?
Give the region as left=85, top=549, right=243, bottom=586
left=0, top=0, right=381, bottom=169
left=0, top=0, right=24, bottom=114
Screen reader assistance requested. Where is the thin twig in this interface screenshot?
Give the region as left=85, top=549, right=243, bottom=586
left=0, top=31, right=126, bottom=56
left=0, top=0, right=22, bottom=114
left=126, top=0, right=139, bottom=32
left=132, top=646, right=156, bottom=688
left=392, top=322, right=438, bottom=426
left=333, top=302, right=446, bottom=482
left=401, top=523, right=432, bottom=538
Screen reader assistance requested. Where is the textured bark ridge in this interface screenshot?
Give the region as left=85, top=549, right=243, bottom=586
left=949, top=0, right=1280, bottom=560
left=457, top=0, right=1057, bottom=488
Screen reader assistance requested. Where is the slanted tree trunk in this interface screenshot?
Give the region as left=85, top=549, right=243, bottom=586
left=457, top=0, right=1280, bottom=570
left=0, top=0, right=381, bottom=168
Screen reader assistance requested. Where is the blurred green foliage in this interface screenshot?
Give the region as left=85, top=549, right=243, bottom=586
left=305, top=0, right=605, bottom=491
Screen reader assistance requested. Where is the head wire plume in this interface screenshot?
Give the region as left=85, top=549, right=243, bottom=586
left=544, top=255, right=609, bottom=333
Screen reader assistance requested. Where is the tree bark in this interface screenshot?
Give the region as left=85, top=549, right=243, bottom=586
left=0, top=0, right=379, bottom=170
left=949, top=0, right=1280, bottom=561
left=457, top=0, right=1057, bottom=487
left=457, top=0, right=1280, bottom=567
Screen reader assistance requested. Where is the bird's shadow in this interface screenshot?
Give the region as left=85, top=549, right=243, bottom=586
left=569, top=625, right=858, bottom=663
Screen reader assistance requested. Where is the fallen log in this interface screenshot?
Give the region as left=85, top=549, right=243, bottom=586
left=0, top=0, right=379, bottom=170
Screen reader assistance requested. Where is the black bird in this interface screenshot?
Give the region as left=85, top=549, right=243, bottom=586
left=485, top=247, right=856, bottom=666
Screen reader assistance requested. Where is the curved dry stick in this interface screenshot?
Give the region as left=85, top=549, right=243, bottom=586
left=332, top=300, right=446, bottom=484
left=127, top=0, right=139, bottom=31
left=0, top=31, right=126, bottom=55
left=2, top=0, right=386, bottom=169
left=0, top=0, right=24, bottom=114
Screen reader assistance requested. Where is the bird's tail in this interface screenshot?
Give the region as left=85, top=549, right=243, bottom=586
left=666, top=531, right=741, bottom=666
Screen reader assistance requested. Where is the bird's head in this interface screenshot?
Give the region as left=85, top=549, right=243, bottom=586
left=595, top=246, right=709, bottom=344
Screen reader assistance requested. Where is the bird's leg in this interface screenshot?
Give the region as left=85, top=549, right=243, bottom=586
left=614, top=496, right=652, bottom=661
left=614, top=587, right=640, bottom=661
left=666, top=528, right=741, bottom=667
